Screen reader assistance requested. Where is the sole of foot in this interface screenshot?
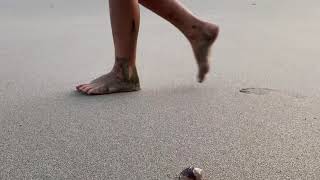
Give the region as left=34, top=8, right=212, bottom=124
left=190, top=22, right=219, bottom=83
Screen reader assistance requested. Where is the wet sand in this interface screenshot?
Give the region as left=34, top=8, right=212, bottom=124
left=1, top=0, right=320, bottom=179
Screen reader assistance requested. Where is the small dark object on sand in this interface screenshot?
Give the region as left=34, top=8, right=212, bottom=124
left=240, top=88, right=274, bottom=95
left=179, top=166, right=203, bottom=180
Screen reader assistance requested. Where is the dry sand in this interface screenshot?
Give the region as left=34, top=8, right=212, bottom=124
left=1, top=0, right=320, bottom=179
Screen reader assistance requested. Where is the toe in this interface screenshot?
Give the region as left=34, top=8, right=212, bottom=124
left=87, top=87, right=103, bottom=95
left=82, top=85, right=93, bottom=93
left=198, top=74, right=205, bottom=83
left=76, top=84, right=86, bottom=90
left=87, top=88, right=97, bottom=95
left=79, top=84, right=90, bottom=92
left=87, top=86, right=109, bottom=95
left=198, top=65, right=209, bottom=83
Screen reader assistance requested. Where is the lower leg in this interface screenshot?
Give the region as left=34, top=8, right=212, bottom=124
left=110, top=0, right=140, bottom=65
left=77, top=0, right=140, bottom=95
left=139, top=0, right=219, bottom=82
left=139, top=0, right=198, bottom=38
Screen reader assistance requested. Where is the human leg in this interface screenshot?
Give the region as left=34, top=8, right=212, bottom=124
left=139, top=0, right=219, bottom=82
left=77, top=0, right=140, bottom=95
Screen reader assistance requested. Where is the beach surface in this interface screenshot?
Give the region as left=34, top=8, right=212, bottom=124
left=1, top=0, right=320, bottom=179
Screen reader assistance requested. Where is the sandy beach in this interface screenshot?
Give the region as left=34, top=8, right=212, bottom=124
left=1, top=0, right=320, bottom=179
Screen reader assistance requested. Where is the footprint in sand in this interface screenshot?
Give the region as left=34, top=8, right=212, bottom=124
left=239, top=88, right=306, bottom=98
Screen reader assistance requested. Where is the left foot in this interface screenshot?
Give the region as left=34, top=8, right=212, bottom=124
left=187, top=21, right=219, bottom=82
left=76, top=58, right=140, bottom=95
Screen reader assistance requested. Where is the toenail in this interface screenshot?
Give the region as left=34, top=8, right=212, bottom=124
left=77, top=85, right=84, bottom=90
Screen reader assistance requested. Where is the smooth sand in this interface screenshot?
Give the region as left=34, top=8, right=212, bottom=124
left=1, top=0, right=320, bottom=179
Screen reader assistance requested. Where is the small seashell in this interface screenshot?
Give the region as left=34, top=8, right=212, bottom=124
left=179, top=166, right=203, bottom=180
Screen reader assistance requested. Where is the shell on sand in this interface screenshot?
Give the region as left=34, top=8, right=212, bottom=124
left=179, top=167, right=203, bottom=180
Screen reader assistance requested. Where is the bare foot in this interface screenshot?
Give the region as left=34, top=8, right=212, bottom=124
left=188, top=21, right=219, bottom=83
left=76, top=58, right=140, bottom=95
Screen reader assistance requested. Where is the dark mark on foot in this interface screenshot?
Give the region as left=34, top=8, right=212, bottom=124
left=115, top=57, right=140, bottom=85
left=116, top=57, right=130, bottom=82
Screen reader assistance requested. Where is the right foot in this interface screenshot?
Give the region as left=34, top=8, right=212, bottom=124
left=187, top=21, right=219, bottom=83
left=76, top=58, right=140, bottom=95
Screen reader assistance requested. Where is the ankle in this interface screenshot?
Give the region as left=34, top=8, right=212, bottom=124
left=183, top=20, right=203, bottom=41
left=185, top=20, right=219, bottom=43
left=112, top=57, right=139, bottom=84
